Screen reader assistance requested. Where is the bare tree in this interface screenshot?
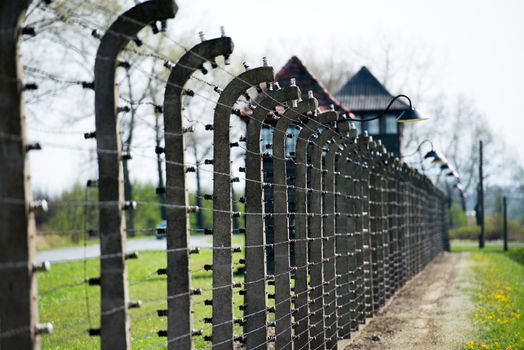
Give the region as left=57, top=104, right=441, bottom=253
left=185, top=112, right=213, bottom=230
left=302, top=49, right=355, bottom=93
left=23, top=0, right=214, bottom=234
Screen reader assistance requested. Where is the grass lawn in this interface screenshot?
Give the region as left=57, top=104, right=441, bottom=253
left=38, top=235, right=246, bottom=349
left=451, top=241, right=524, bottom=350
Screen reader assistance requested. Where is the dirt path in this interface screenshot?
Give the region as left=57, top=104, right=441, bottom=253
left=342, top=252, right=474, bottom=350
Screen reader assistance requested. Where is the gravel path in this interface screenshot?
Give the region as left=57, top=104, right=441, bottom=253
left=342, top=252, right=473, bottom=350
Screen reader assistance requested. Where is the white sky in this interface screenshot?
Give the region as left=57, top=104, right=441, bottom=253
left=27, top=0, right=524, bottom=193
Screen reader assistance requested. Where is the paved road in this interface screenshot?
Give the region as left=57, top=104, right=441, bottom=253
left=37, top=236, right=212, bottom=263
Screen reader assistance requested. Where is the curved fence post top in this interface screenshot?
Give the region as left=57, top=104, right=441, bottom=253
left=401, top=165, right=410, bottom=178
left=296, top=97, right=318, bottom=115
left=336, top=119, right=350, bottom=133
left=265, top=85, right=301, bottom=108
left=96, top=0, right=176, bottom=61
left=376, top=142, right=386, bottom=155
left=278, top=95, right=316, bottom=125
left=285, top=96, right=320, bottom=151
left=328, top=119, right=352, bottom=156
left=314, top=110, right=338, bottom=125
left=297, top=97, right=319, bottom=115
left=291, top=95, right=321, bottom=149
left=357, top=132, right=372, bottom=146
left=337, top=123, right=358, bottom=156
left=346, top=120, right=358, bottom=139
left=296, top=109, right=339, bottom=151
left=215, top=66, right=274, bottom=109
left=252, top=85, right=301, bottom=122
left=368, top=139, right=378, bottom=152
left=299, top=96, right=319, bottom=115
left=313, top=119, right=338, bottom=149
left=294, top=101, right=329, bottom=163
left=165, top=36, right=234, bottom=90
left=390, top=154, right=400, bottom=167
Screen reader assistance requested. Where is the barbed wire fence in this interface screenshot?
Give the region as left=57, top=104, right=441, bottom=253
left=0, top=0, right=449, bottom=349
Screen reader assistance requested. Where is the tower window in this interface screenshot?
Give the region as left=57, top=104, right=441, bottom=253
left=385, top=115, right=397, bottom=134
left=365, top=117, right=379, bottom=134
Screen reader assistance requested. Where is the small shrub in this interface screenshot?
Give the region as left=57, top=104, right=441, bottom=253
left=449, top=222, right=524, bottom=241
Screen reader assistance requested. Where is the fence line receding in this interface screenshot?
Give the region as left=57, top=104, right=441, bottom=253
left=0, top=0, right=449, bottom=349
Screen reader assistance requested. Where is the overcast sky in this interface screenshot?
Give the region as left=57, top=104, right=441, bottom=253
left=27, top=0, right=524, bottom=193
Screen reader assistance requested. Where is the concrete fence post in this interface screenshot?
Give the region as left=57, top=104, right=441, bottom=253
left=308, top=111, right=338, bottom=350
left=334, top=140, right=352, bottom=339
left=244, top=86, right=299, bottom=349
left=287, top=97, right=318, bottom=350
left=94, top=1, right=176, bottom=348
left=356, top=134, right=373, bottom=317
left=387, top=156, right=401, bottom=296
left=503, top=196, right=508, bottom=252
left=397, top=167, right=407, bottom=287
left=376, top=144, right=389, bottom=305
left=272, top=97, right=316, bottom=350
left=163, top=35, right=233, bottom=349
left=323, top=120, right=350, bottom=347
left=334, top=127, right=361, bottom=337
left=367, top=141, right=384, bottom=312
left=212, top=66, right=274, bottom=349
left=352, top=143, right=367, bottom=328
left=0, top=2, right=44, bottom=349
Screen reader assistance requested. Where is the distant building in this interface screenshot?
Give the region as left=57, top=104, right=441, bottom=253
left=336, top=66, right=410, bottom=157
left=259, top=56, right=352, bottom=159
left=273, top=55, right=350, bottom=114
left=260, top=56, right=351, bottom=273
left=252, top=61, right=410, bottom=272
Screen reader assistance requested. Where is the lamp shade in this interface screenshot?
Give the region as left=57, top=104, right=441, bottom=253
left=424, top=150, right=437, bottom=159
left=448, top=170, right=459, bottom=178
left=396, top=107, right=429, bottom=123
left=431, top=151, right=446, bottom=165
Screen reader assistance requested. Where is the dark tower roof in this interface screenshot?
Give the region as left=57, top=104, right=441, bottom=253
left=336, top=66, right=409, bottom=112
left=274, top=56, right=350, bottom=114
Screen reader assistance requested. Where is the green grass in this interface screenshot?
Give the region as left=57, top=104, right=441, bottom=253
left=451, top=244, right=507, bottom=254
left=460, top=247, right=524, bottom=350
left=507, top=249, right=524, bottom=266
left=450, top=240, right=524, bottom=253
left=39, top=235, right=246, bottom=349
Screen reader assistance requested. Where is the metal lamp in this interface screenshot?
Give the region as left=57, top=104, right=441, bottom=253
left=396, top=106, right=429, bottom=123
left=431, top=151, right=446, bottom=165
left=350, top=94, right=429, bottom=123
